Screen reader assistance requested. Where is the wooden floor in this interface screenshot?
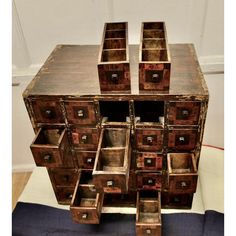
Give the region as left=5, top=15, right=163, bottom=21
left=12, top=172, right=32, bottom=210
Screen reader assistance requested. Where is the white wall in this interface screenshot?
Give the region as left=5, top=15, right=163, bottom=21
left=12, top=0, right=224, bottom=171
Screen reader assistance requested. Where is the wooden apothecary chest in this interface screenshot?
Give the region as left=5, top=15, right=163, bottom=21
left=23, top=43, right=208, bottom=234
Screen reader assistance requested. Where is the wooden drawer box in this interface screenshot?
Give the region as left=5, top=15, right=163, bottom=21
left=136, top=191, right=161, bottom=236
left=75, top=151, right=96, bottom=169
left=167, top=128, right=198, bottom=151
left=54, top=186, right=75, bottom=205
left=136, top=172, right=162, bottom=190
left=71, top=127, right=99, bottom=150
left=136, top=152, right=163, bottom=171
left=93, top=128, right=131, bottom=193
left=167, top=153, right=198, bottom=194
left=167, top=101, right=201, bottom=125
left=139, top=22, right=171, bottom=91
left=30, top=127, right=68, bottom=167
left=98, top=22, right=130, bottom=92
left=64, top=100, right=97, bottom=125
left=31, top=99, right=64, bottom=123
left=135, top=128, right=164, bottom=152
left=70, top=182, right=104, bottom=224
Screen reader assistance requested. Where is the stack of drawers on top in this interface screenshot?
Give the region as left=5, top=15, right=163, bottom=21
left=23, top=44, right=208, bottom=234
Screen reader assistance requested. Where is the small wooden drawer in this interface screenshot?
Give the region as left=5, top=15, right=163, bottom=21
left=54, top=187, right=75, bottom=205
left=71, top=127, right=99, bottom=150
left=75, top=151, right=96, bottom=169
left=93, top=128, right=131, bottom=193
left=136, top=128, right=163, bottom=152
left=70, top=183, right=104, bottom=224
left=167, top=128, right=198, bottom=151
left=167, top=102, right=201, bottom=125
left=64, top=100, right=97, bottom=125
left=98, top=22, right=130, bottom=92
left=161, top=192, right=193, bottom=209
left=136, top=152, right=163, bottom=171
left=136, top=172, right=162, bottom=190
left=167, top=153, right=198, bottom=194
left=31, top=99, right=64, bottom=123
left=136, top=191, right=161, bottom=236
left=47, top=168, right=78, bottom=187
left=30, top=127, right=68, bottom=167
left=139, top=22, right=171, bottom=91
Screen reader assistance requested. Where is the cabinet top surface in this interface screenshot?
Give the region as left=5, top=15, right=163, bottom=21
left=23, top=44, right=208, bottom=98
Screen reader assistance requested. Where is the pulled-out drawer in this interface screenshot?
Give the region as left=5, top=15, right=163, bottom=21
left=136, top=172, right=162, bottom=190
left=75, top=151, right=96, bottom=169
left=47, top=168, right=78, bottom=187
left=135, top=128, right=163, bottom=152
left=136, top=152, right=163, bottom=171
left=136, top=190, right=161, bottom=236
left=64, top=100, right=97, bottom=125
left=71, top=127, right=99, bottom=150
left=70, top=182, right=104, bottom=224
left=30, top=127, right=68, bottom=167
left=167, top=128, right=198, bottom=151
left=93, top=127, right=131, bottom=193
left=167, top=101, right=201, bottom=125
left=54, top=186, right=75, bottom=205
left=167, top=153, right=198, bottom=194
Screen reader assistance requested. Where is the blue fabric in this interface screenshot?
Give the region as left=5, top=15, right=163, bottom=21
left=12, top=202, right=224, bottom=236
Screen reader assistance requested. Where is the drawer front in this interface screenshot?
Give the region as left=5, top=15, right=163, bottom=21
left=136, top=129, right=163, bottom=151
left=168, top=102, right=201, bottom=125
left=64, top=100, right=97, bottom=125
left=54, top=187, right=74, bottom=205
left=137, top=172, right=162, bottom=190
left=136, top=225, right=161, bottom=236
left=76, top=151, right=96, bottom=169
left=136, top=152, right=163, bottom=171
left=98, top=63, right=131, bottom=91
left=31, top=99, right=64, bottom=123
left=167, top=129, right=197, bottom=151
left=71, top=127, right=99, bottom=150
left=71, top=208, right=101, bottom=224
left=139, top=63, right=170, bottom=91
left=169, top=175, right=198, bottom=194
left=47, top=168, right=78, bottom=187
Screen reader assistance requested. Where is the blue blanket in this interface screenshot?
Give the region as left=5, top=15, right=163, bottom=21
left=12, top=202, right=224, bottom=236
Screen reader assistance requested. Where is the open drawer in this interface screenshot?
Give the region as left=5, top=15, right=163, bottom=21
left=167, top=153, right=198, bottom=194
left=30, top=127, right=68, bottom=167
left=93, top=127, right=131, bottom=193
left=136, top=190, right=162, bottom=236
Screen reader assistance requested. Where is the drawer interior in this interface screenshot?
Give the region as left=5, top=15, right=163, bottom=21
left=142, top=39, right=166, bottom=49
left=168, top=153, right=197, bottom=174
left=142, top=49, right=168, bottom=62
left=79, top=170, right=93, bottom=185
left=102, top=49, right=126, bottom=62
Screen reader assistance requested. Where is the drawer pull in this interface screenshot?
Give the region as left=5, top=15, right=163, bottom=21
left=181, top=181, right=187, bottom=188
left=81, top=135, right=88, bottom=143
left=43, top=154, right=52, bottom=162
left=77, top=109, right=84, bottom=118
left=82, top=213, right=88, bottom=219
left=147, top=179, right=154, bottom=185
left=111, top=73, right=119, bottom=84
left=107, top=180, right=114, bottom=187
left=45, top=109, right=53, bottom=118
left=146, top=159, right=152, bottom=164
left=87, top=158, right=92, bottom=163
left=152, top=73, right=159, bottom=81
left=146, top=136, right=153, bottom=145
left=179, top=136, right=185, bottom=142
left=182, top=109, right=189, bottom=117
left=67, top=194, right=73, bottom=199
left=146, top=229, right=151, bottom=234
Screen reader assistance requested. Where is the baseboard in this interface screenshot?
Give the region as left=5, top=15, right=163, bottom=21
left=12, top=164, right=36, bottom=173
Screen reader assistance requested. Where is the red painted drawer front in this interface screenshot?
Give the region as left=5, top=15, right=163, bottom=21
left=167, top=129, right=197, bottom=151
left=136, top=128, right=163, bottom=151
left=64, top=100, right=97, bottom=125
left=71, top=127, right=99, bottom=150
left=136, top=152, right=163, bottom=171
left=136, top=172, right=162, bottom=190
left=168, top=102, right=201, bottom=125
left=75, top=151, right=96, bottom=169
left=31, top=99, right=64, bottom=123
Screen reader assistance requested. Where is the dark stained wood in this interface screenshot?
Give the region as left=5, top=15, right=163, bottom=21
left=136, top=172, right=162, bottom=190
left=136, top=152, right=163, bottom=171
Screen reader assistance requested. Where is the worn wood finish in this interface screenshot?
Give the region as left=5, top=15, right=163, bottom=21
left=136, top=191, right=161, bottom=236
left=136, top=172, right=162, bottom=190
left=136, top=152, right=163, bottom=171
left=98, top=22, right=130, bottom=92
left=75, top=151, right=96, bottom=169
left=139, top=22, right=171, bottom=92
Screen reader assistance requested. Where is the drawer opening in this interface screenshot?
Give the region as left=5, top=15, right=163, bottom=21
left=168, top=153, right=197, bottom=174
left=34, top=128, right=64, bottom=146
left=142, top=39, right=166, bottom=49
left=103, top=39, right=126, bottom=50
left=79, top=170, right=93, bottom=185
left=142, top=49, right=168, bottom=62
left=134, top=101, right=164, bottom=124
left=99, top=101, right=130, bottom=122
left=101, top=49, right=126, bottom=62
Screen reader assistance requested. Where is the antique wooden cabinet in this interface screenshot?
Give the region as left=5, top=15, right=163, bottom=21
left=23, top=43, right=208, bottom=235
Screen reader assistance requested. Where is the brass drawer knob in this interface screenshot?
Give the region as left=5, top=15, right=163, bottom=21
left=146, top=229, right=151, bottom=234
left=77, top=109, right=84, bottom=118
left=82, top=213, right=88, bottom=219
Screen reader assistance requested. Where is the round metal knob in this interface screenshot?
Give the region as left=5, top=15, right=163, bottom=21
left=146, top=136, right=153, bottom=145
left=181, top=181, right=187, bottom=188
left=87, top=158, right=92, bottom=163
left=111, top=73, right=119, bottom=84
left=152, top=73, right=159, bottom=80
left=179, top=136, right=185, bottom=142
left=182, top=109, right=189, bottom=117
left=43, top=154, right=51, bottom=162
